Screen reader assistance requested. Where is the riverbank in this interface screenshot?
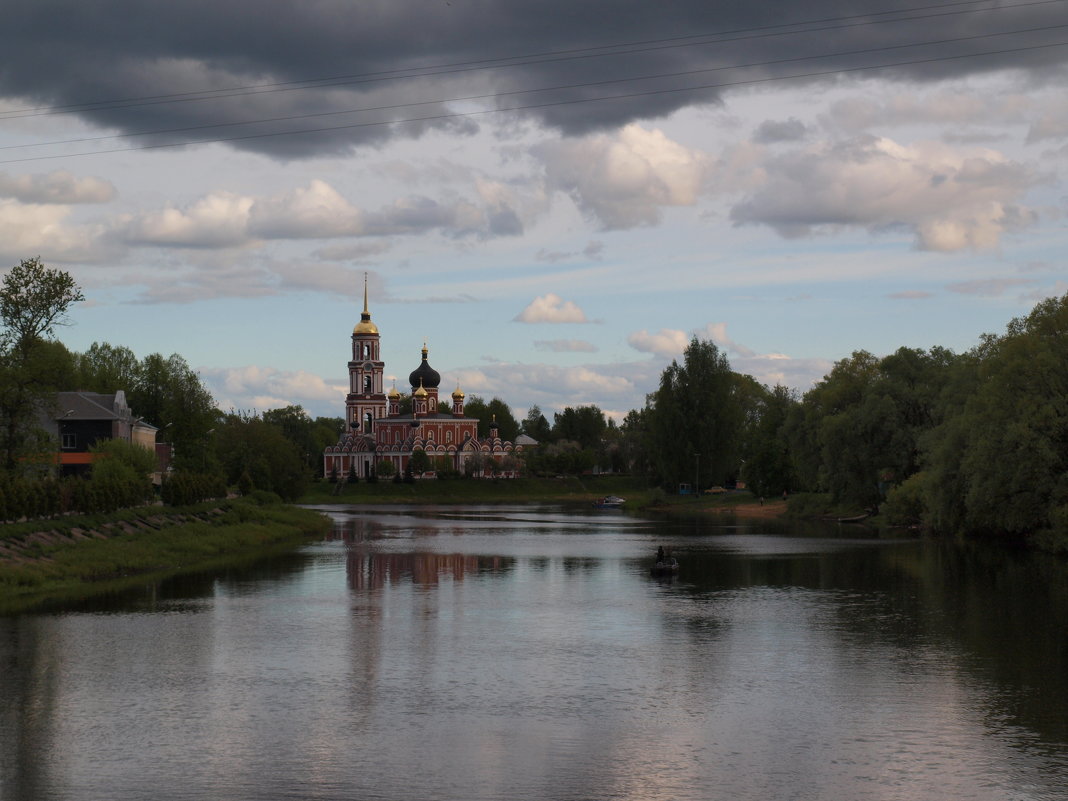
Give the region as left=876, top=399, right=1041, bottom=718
left=299, top=476, right=809, bottom=521
left=0, top=496, right=330, bottom=614
left=298, top=475, right=659, bottom=506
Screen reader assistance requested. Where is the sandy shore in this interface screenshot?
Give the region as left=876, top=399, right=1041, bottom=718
left=703, top=500, right=788, bottom=519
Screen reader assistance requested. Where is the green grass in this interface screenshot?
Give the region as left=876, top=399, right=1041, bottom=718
left=299, top=474, right=660, bottom=506
left=0, top=499, right=330, bottom=614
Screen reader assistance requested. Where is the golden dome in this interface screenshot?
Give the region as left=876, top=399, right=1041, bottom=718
left=388, top=382, right=400, bottom=399
left=452, top=383, right=465, bottom=400
left=414, top=380, right=428, bottom=398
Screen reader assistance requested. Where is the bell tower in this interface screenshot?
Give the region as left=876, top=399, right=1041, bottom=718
left=347, top=274, right=387, bottom=436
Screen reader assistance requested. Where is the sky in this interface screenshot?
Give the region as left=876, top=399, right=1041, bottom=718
left=1, top=0, right=1067, bottom=423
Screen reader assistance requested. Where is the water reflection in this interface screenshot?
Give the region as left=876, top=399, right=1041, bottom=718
left=1, top=505, right=1066, bottom=801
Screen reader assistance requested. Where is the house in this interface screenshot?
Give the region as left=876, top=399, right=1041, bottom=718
left=41, top=390, right=163, bottom=477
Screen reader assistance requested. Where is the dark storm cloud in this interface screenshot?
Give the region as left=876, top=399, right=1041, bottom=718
left=3, top=0, right=1066, bottom=159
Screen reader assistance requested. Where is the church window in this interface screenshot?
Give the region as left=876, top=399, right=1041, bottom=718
left=364, top=375, right=372, bottom=393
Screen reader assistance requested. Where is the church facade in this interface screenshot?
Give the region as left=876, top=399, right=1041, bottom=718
left=323, top=283, right=522, bottom=480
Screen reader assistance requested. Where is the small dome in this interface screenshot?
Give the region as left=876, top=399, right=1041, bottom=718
left=452, top=383, right=465, bottom=400
left=414, top=380, right=428, bottom=398
left=388, top=382, right=400, bottom=399
left=408, top=344, right=441, bottom=389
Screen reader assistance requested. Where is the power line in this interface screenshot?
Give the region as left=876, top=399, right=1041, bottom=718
left=1, top=37, right=1063, bottom=166
left=3, top=21, right=1064, bottom=156
left=0, top=0, right=1062, bottom=121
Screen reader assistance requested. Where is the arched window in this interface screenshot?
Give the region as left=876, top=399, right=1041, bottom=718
left=364, top=375, right=372, bottom=393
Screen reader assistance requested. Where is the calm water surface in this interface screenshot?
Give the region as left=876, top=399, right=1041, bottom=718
left=2, top=504, right=1067, bottom=800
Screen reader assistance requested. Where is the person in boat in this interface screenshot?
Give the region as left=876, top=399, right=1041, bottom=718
left=656, top=546, right=665, bottom=564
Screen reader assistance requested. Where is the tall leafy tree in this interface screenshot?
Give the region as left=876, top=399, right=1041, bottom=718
left=552, top=405, right=607, bottom=450
left=521, top=404, right=552, bottom=443
left=0, top=258, right=84, bottom=471
left=72, top=342, right=140, bottom=393
left=648, top=337, right=743, bottom=489
left=923, top=295, right=1068, bottom=539
left=742, top=384, right=798, bottom=497
left=464, top=395, right=520, bottom=441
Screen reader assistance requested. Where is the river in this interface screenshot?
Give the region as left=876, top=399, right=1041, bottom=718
left=2, top=504, right=1067, bottom=801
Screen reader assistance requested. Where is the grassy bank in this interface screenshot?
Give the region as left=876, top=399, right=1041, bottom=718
left=0, top=497, right=330, bottom=614
left=299, top=475, right=661, bottom=507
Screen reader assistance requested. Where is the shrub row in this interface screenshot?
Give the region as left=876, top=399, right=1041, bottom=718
left=0, top=474, right=155, bottom=521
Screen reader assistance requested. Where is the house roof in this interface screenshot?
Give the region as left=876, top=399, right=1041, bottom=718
left=54, top=391, right=129, bottom=421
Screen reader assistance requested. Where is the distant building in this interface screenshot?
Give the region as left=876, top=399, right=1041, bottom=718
left=41, top=390, right=163, bottom=477
left=323, top=279, right=522, bottom=479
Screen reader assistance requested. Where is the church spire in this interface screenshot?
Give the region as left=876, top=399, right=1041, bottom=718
left=353, top=272, right=379, bottom=335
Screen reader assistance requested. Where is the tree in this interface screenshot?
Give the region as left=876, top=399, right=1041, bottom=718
left=72, top=342, right=140, bottom=394
left=212, top=411, right=308, bottom=500
left=0, top=258, right=84, bottom=471
left=647, top=338, right=744, bottom=489
left=409, top=449, right=432, bottom=476
left=128, top=352, right=217, bottom=467
left=922, top=294, right=1068, bottom=539
left=552, top=405, right=607, bottom=450
left=521, top=405, right=552, bottom=443
left=742, top=384, right=798, bottom=497
left=463, top=395, right=520, bottom=441
left=0, top=257, right=84, bottom=356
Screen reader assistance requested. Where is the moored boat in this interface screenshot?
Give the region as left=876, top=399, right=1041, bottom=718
left=593, top=495, right=626, bottom=508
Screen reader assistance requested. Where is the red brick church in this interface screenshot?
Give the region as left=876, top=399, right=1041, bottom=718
left=323, top=279, right=522, bottom=479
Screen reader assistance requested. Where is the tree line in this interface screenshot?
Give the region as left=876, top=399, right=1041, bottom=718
left=606, top=293, right=1068, bottom=548
left=5, top=256, right=1067, bottom=545
left=0, top=258, right=341, bottom=510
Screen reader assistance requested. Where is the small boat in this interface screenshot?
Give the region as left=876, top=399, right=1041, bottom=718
left=593, top=495, right=626, bottom=508
left=650, top=557, right=679, bottom=576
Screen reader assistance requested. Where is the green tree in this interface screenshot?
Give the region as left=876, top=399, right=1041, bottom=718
left=552, top=405, right=607, bottom=450
left=463, top=396, right=520, bottom=441
left=128, top=352, right=217, bottom=467
left=212, top=412, right=308, bottom=501
left=923, top=295, right=1068, bottom=540
left=742, top=384, right=798, bottom=497
left=521, top=405, right=552, bottom=443
left=648, top=338, right=744, bottom=489
left=72, top=342, right=140, bottom=394
left=0, top=258, right=84, bottom=471
left=409, top=449, right=432, bottom=476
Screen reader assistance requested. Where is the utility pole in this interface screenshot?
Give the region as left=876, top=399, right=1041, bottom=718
left=694, top=452, right=700, bottom=498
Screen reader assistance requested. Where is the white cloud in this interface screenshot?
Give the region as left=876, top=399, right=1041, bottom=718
left=122, top=191, right=254, bottom=248
left=695, top=322, right=755, bottom=358
left=627, top=328, right=688, bottom=358
left=514, top=293, right=590, bottom=324
left=0, top=171, right=116, bottom=204
left=0, top=200, right=114, bottom=263
left=249, top=180, right=362, bottom=239
left=200, top=365, right=347, bottom=414
left=729, top=135, right=1042, bottom=251
left=537, top=124, right=711, bottom=228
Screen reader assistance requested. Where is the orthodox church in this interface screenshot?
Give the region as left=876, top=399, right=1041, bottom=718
left=323, top=280, right=522, bottom=480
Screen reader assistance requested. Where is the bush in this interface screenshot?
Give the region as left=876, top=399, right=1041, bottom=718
left=882, top=472, right=929, bottom=526
left=245, top=489, right=282, bottom=506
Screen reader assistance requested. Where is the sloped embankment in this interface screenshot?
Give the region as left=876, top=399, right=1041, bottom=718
left=0, top=501, right=330, bottom=611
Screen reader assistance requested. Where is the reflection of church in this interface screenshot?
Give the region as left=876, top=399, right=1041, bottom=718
left=323, top=280, right=522, bottom=479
